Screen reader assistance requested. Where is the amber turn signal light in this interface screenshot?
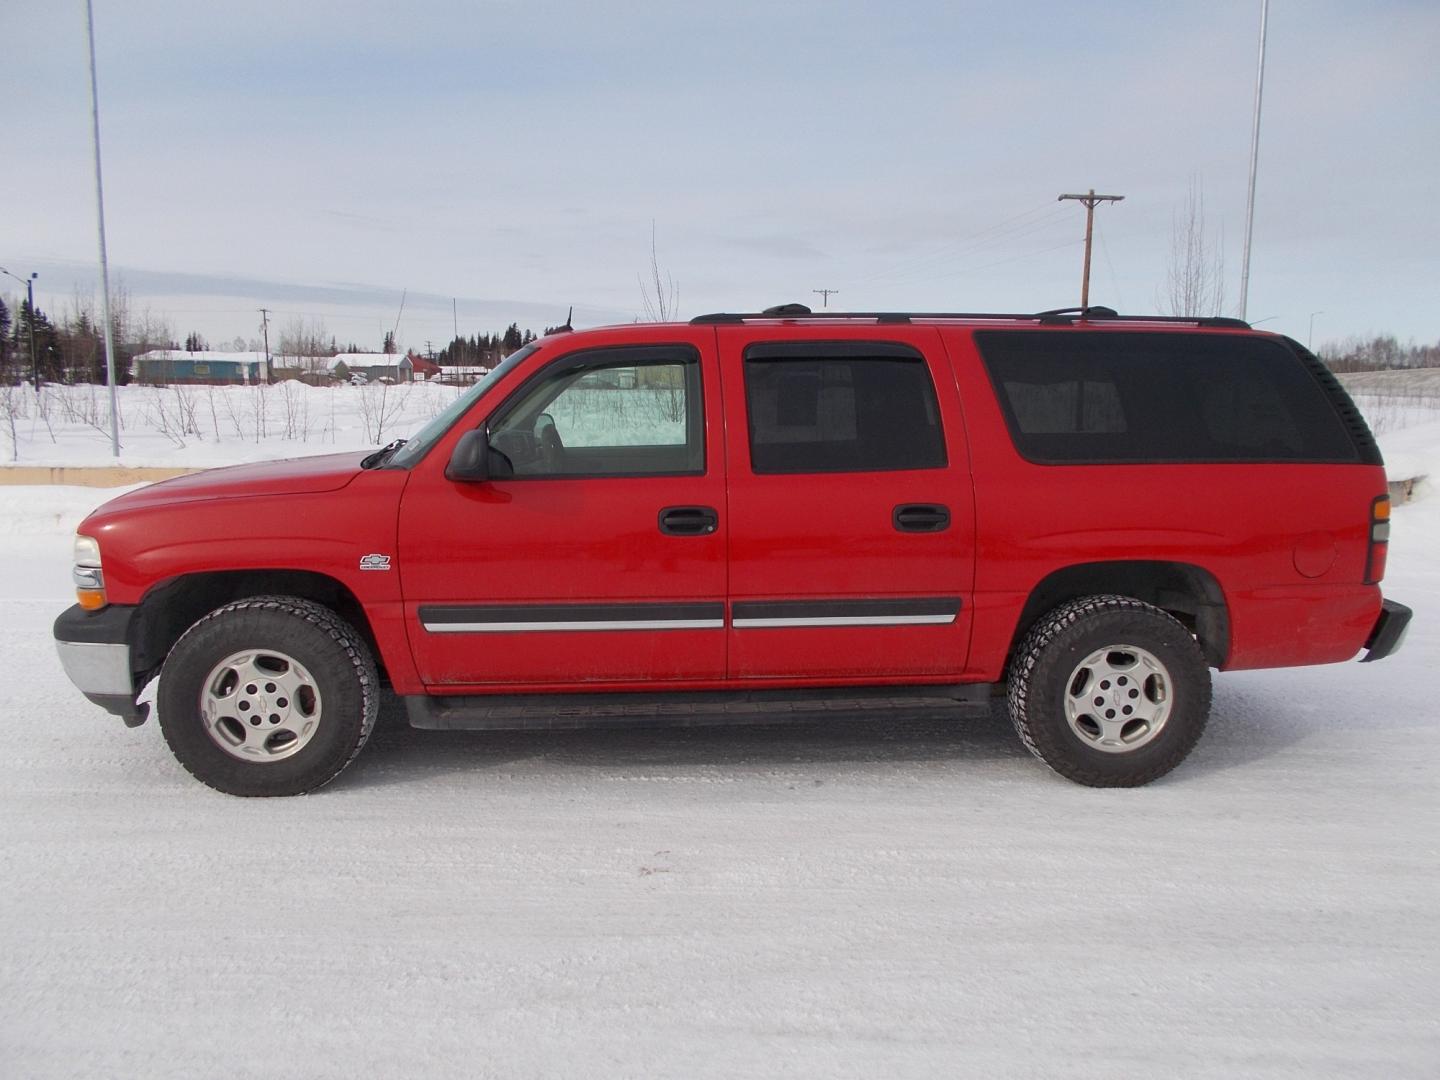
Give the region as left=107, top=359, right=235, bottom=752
left=76, top=588, right=108, bottom=611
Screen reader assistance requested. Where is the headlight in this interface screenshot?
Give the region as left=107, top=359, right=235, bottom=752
left=75, top=535, right=102, bottom=567
left=73, top=534, right=107, bottom=610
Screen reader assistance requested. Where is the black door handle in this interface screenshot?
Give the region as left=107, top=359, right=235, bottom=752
left=893, top=504, right=950, bottom=533
left=659, top=506, right=719, bottom=536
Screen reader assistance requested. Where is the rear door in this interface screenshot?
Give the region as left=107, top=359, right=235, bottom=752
left=718, top=325, right=976, bottom=680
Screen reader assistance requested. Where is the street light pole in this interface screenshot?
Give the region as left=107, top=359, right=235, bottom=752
left=1238, top=0, right=1270, bottom=321
left=85, top=0, right=121, bottom=458
left=0, top=267, right=39, bottom=393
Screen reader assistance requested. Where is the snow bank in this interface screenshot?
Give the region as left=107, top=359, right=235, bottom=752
left=0, top=484, right=125, bottom=536
left=1377, top=417, right=1440, bottom=491
left=3, top=374, right=1438, bottom=479
left=1, top=380, right=461, bottom=469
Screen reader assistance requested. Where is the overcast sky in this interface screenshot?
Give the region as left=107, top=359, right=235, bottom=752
left=3, top=0, right=1436, bottom=351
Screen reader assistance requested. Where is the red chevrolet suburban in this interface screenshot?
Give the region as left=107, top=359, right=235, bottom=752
left=53, top=306, right=1412, bottom=795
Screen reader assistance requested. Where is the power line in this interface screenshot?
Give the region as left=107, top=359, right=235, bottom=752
left=875, top=209, right=1075, bottom=290
left=1097, top=227, right=1124, bottom=310
left=812, top=288, right=839, bottom=308
left=852, top=201, right=1071, bottom=288
left=927, top=237, right=1084, bottom=283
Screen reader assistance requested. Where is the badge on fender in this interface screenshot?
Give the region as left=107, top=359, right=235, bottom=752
left=359, top=554, right=392, bottom=571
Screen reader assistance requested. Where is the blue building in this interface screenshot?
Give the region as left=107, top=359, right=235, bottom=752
left=132, top=350, right=271, bottom=385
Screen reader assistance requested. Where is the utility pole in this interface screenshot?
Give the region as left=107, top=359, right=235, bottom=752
left=1238, top=0, right=1270, bottom=321
left=258, top=308, right=271, bottom=382
left=1058, top=189, right=1124, bottom=310
left=812, top=288, right=839, bottom=309
left=0, top=267, right=38, bottom=393
left=84, top=0, right=119, bottom=455
left=452, top=298, right=458, bottom=342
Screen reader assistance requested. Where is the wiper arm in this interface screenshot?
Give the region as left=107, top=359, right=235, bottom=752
left=361, top=438, right=407, bottom=469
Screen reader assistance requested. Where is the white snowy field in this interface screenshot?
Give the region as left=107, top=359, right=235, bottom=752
left=2, top=487, right=1439, bottom=1076
left=0, top=379, right=700, bottom=468
left=0, top=367, right=1436, bottom=477
left=0, top=380, right=460, bottom=469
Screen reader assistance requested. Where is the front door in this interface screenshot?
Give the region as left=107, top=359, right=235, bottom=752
left=398, top=331, right=726, bottom=688
left=718, top=326, right=975, bottom=681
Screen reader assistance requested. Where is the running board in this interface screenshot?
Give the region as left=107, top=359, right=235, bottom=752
left=404, top=685, right=995, bottom=731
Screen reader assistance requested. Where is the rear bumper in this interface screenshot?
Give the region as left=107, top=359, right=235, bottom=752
left=1360, top=599, right=1412, bottom=663
left=53, top=604, right=147, bottom=724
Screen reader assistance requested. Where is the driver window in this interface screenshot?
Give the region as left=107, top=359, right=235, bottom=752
left=488, top=348, right=703, bottom=477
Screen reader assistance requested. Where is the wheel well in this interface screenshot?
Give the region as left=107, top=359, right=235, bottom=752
left=1009, top=561, right=1229, bottom=668
left=129, top=570, right=386, bottom=686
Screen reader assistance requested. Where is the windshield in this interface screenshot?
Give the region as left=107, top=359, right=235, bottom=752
left=388, top=342, right=541, bottom=469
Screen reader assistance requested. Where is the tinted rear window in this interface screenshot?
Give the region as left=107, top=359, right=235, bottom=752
left=975, top=331, right=1361, bottom=464
left=744, top=342, right=946, bottom=474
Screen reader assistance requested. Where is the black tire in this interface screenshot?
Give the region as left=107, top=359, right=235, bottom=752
left=1007, top=595, right=1211, bottom=787
left=157, top=596, right=379, bottom=797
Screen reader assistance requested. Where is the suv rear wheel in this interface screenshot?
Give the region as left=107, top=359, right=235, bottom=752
left=157, top=596, right=379, bottom=796
left=1007, top=595, right=1211, bottom=787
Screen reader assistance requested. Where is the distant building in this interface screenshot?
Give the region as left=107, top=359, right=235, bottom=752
left=330, top=353, right=421, bottom=383
left=133, top=348, right=442, bottom=387
left=434, top=365, right=493, bottom=385
left=409, top=352, right=442, bottom=381
left=132, top=350, right=270, bottom=385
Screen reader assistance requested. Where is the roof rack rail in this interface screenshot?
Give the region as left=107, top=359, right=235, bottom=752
left=689, top=306, right=1251, bottom=330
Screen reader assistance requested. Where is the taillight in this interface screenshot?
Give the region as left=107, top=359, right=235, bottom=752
left=1364, top=494, right=1390, bottom=584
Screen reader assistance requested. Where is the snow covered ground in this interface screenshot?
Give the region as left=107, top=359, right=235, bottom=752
left=2, top=394, right=1439, bottom=1077
left=3, top=373, right=1437, bottom=483
left=0, top=380, right=461, bottom=469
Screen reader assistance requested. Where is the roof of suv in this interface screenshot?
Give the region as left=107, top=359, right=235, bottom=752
left=683, top=304, right=1252, bottom=330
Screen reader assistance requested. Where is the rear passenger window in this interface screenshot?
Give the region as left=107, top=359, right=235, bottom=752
left=976, top=331, right=1360, bottom=464
left=743, top=343, right=946, bottom=474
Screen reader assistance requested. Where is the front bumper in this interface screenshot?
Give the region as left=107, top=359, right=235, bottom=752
left=53, top=604, right=147, bottom=724
left=1360, top=599, right=1412, bottom=663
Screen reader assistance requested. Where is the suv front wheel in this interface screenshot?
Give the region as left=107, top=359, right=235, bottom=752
left=1007, top=595, right=1211, bottom=787
left=157, top=596, right=379, bottom=796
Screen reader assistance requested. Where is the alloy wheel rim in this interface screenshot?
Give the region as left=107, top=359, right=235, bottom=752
left=1063, top=643, right=1172, bottom=753
left=199, top=649, right=323, bottom=763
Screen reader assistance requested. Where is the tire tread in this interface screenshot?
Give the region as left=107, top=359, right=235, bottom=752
left=158, top=595, right=378, bottom=796
left=1007, top=594, right=1210, bottom=787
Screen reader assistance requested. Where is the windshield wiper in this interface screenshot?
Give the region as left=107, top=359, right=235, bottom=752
left=361, top=438, right=407, bottom=469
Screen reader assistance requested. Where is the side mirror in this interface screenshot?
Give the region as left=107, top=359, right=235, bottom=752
left=445, top=429, right=490, bottom=482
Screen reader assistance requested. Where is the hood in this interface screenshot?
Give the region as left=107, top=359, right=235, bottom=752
left=89, top=451, right=369, bottom=516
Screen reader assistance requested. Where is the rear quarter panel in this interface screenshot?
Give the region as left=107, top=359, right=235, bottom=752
left=938, top=327, right=1386, bottom=678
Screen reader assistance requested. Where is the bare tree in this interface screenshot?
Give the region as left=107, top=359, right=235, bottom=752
left=357, top=381, right=404, bottom=444
left=278, top=316, right=333, bottom=372
left=0, top=383, right=23, bottom=461
left=638, top=221, right=679, bottom=322
left=1161, top=177, right=1226, bottom=318
left=276, top=379, right=313, bottom=441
